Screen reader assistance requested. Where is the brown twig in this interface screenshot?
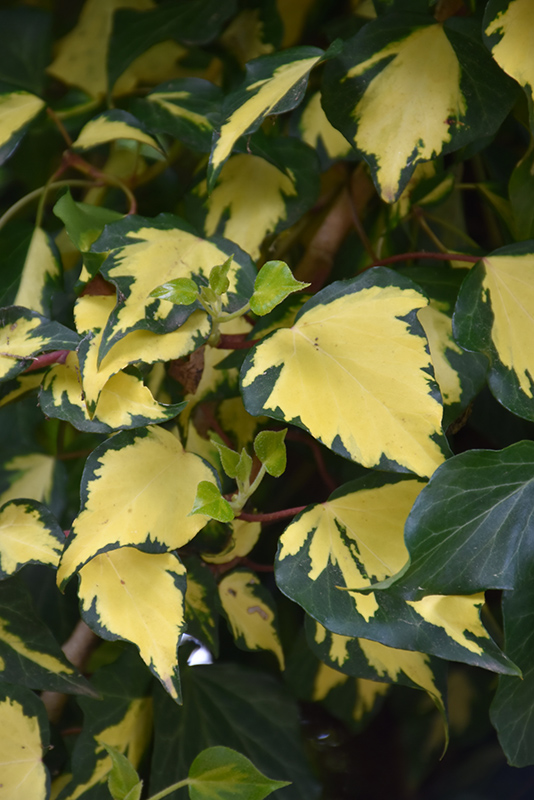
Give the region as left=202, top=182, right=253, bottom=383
left=238, top=505, right=307, bottom=523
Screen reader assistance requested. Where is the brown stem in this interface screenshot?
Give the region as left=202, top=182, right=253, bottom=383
left=238, top=505, right=307, bottom=523
left=217, top=333, right=260, bottom=350
left=360, top=251, right=480, bottom=272
left=47, top=106, right=73, bottom=147
left=65, top=152, right=137, bottom=214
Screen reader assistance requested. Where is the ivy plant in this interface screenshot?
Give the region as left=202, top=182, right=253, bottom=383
left=1, top=0, right=534, bottom=797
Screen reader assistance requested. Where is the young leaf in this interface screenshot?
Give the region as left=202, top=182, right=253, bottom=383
left=0, top=90, right=44, bottom=165
left=0, top=683, right=50, bottom=800
left=101, top=743, right=143, bottom=800
left=213, top=441, right=241, bottom=479
left=322, top=15, right=516, bottom=202
left=208, top=46, right=324, bottom=188
left=188, top=746, right=290, bottom=800
left=53, top=191, right=124, bottom=253
left=250, top=261, right=310, bottom=316
left=241, top=268, right=448, bottom=478
left=190, top=481, right=235, bottom=523
left=253, top=429, right=287, bottom=477
left=149, top=277, right=199, bottom=305
left=79, top=547, right=187, bottom=702
left=219, top=570, right=285, bottom=668
left=57, top=426, right=216, bottom=588
left=72, top=109, right=164, bottom=154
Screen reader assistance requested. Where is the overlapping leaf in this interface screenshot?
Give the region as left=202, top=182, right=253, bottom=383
left=72, top=109, right=164, bottom=154
left=202, top=519, right=261, bottom=564
left=14, top=228, right=61, bottom=317
left=183, top=556, right=219, bottom=656
left=0, top=499, right=64, bottom=578
left=241, top=268, right=448, bottom=478
left=454, top=243, right=534, bottom=421
left=40, top=350, right=186, bottom=433
left=90, top=214, right=255, bottom=360
left=322, top=14, right=516, bottom=201
left=208, top=46, right=323, bottom=188
left=275, top=473, right=515, bottom=673
left=0, top=306, right=79, bottom=383
left=57, top=425, right=215, bottom=588
left=0, top=90, right=44, bottom=165
left=0, top=683, right=50, bottom=800
left=0, top=452, right=55, bottom=506
left=293, top=90, right=352, bottom=166
left=131, top=77, right=223, bottom=152
left=219, top=570, right=284, bottom=668
left=192, top=137, right=319, bottom=260
left=78, top=546, right=187, bottom=701
left=0, top=577, right=93, bottom=694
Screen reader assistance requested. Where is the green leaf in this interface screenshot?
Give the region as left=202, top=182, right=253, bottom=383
left=219, top=570, right=284, bottom=668
left=0, top=576, right=94, bottom=695
left=251, top=262, right=310, bottom=316
left=72, top=109, right=164, bottom=154
left=101, top=742, right=143, bottom=800
left=149, top=278, right=200, bottom=305
left=79, top=546, right=187, bottom=702
left=509, top=143, right=534, bottom=240
left=0, top=306, right=79, bottom=383
left=150, top=662, right=321, bottom=800
left=275, top=473, right=516, bottom=674
left=131, top=78, right=223, bottom=153
left=254, top=429, right=287, bottom=477
left=0, top=8, right=51, bottom=94
left=0, top=91, right=44, bottom=165
left=90, top=213, right=255, bottom=361
left=322, top=15, right=517, bottom=201
left=209, top=255, right=234, bottom=296
left=190, top=481, right=235, bottom=523
left=241, top=268, right=449, bottom=478
left=484, top=0, right=534, bottom=130
left=108, top=0, right=237, bottom=91
left=191, top=136, right=319, bottom=261
left=213, top=441, right=241, bottom=479
left=0, top=682, right=50, bottom=800
left=53, top=190, right=124, bottom=253
left=57, top=426, right=216, bottom=589
left=454, top=242, right=534, bottom=421
left=188, top=746, right=290, bottom=800
left=208, top=46, right=324, bottom=189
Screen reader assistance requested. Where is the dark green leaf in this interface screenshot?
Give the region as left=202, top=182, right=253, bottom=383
left=0, top=8, right=51, bottom=93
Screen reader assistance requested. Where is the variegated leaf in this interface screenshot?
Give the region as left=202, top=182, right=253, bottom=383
left=0, top=452, right=55, bottom=506
left=241, top=268, right=448, bottom=478
left=0, top=577, right=93, bottom=694
left=0, top=90, right=44, bottom=165
left=0, top=371, right=44, bottom=409
left=57, top=425, right=215, bottom=588
left=0, top=306, right=79, bottom=383
left=202, top=519, right=261, bottom=564
left=72, top=109, right=164, bottom=154
left=192, top=137, right=319, bottom=260
left=78, top=546, right=187, bottom=701
left=90, top=214, right=255, bottom=361
left=208, top=46, right=323, bottom=188
left=131, top=78, right=223, bottom=152
left=294, top=90, right=352, bottom=166
left=39, top=350, right=186, bottom=433
left=183, top=556, right=219, bottom=656
left=0, top=499, right=64, bottom=578
left=14, top=228, right=61, bottom=317
left=74, top=293, right=209, bottom=415
left=453, top=243, right=534, bottom=421
left=484, top=0, right=534, bottom=130
left=0, top=683, right=49, bottom=799
left=219, top=570, right=284, bottom=668
left=322, top=14, right=516, bottom=201
left=275, top=474, right=515, bottom=673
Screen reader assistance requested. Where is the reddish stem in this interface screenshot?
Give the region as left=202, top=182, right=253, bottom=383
left=217, top=333, right=260, bottom=350
left=360, top=251, right=481, bottom=272
left=238, top=506, right=306, bottom=523
left=25, top=350, right=70, bottom=372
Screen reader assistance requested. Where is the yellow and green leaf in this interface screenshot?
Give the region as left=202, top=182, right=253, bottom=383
left=322, top=15, right=516, bottom=201
left=131, top=78, right=223, bottom=152
left=0, top=453, right=55, bottom=506
left=219, top=570, right=285, bottom=668
left=183, top=556, right=219, bottom=655
left=72, top=109, right=164, bottom=155
left=193, top=136, right=319, bottom=261
left=484, top=0, right=534, bottom=129
left=0, top=499, right=64, bottom=578
left=78, top=546, right=187, bottom=700
left=0, top=306, right=79, bottom=383
left=14, top=227, right=61, bottom=317
left=0, top=371, right=44, bottom=408
left=0, top=90, right=44, bottom=165
left=454, top=243, right=534, bottom=421
left=202, top=519, right=261, bottom=564
left=90, top=214, right=255, bottom=361
left=39, top=350, right=186, bottom=433
left=275, top=474, right=515, bottom=673
left=208, top=46, right=323, bottom=188
left=0, top=684, right=50, bottom=799
left=57, top=425, right=215, bottom=588
left=241, top=268, right=449, bottom=478
left=295, top=90, right=352, bottom=166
